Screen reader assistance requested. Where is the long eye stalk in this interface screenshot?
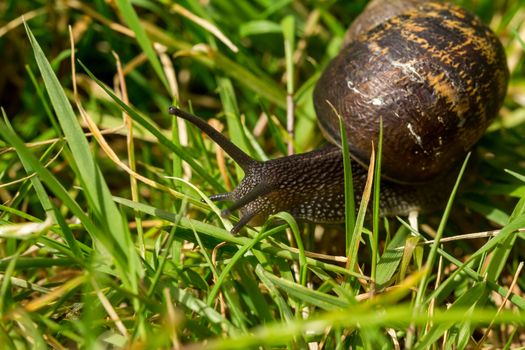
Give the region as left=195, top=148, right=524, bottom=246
left=168, top=107, right=257, bottom=171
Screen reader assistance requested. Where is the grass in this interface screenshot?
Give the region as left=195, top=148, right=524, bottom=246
left=0, top=0, right=524, bottom=348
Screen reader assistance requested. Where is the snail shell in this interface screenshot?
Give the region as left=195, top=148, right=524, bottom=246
left=314, top=1, right=508, bottom=183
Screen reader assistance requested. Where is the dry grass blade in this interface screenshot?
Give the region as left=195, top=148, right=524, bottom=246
left=0, top=143, right=63, bottom=189
left=23, top=275, right=85, bottom=312
left=0, top=7, right=46, bottom=37
left=171, top=4, right=238, bottom=53
left=76, top=102, right=204, bottom=208
left=392, top=228, right=525, bottom=250
left=91, top=277, right=128, bottom=337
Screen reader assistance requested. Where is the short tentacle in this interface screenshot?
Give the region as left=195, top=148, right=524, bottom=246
left=220, top=183, right=272, bottom=218
left=230, top=211, right=258, bottom=234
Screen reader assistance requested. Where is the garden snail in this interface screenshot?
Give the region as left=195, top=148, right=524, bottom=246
left=169, top=0, right=508, bottom=233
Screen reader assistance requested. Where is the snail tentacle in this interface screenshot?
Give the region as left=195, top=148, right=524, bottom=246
left=168, top=106, right=258, bottom=170
left=221, top=182, right=272, bottom=217
left=230, top=210, right=258, bottom=234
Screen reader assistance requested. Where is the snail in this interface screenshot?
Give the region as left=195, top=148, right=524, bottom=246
left=169, top=0, right=508, bottom=233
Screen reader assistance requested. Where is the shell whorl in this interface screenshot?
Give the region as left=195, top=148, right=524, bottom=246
left=343, top=0, right=426, bottom=45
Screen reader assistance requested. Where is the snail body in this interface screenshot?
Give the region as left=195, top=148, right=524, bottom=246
left=169, top=0, right=508, bottom=233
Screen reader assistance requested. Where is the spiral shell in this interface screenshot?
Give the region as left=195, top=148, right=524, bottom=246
left=314, top=1, right=508, bottom=183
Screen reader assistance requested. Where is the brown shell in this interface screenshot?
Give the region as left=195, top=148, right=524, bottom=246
left=313, top=1, right=508, bottom=183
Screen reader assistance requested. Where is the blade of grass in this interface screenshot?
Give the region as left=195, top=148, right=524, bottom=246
left=197, top=304, right=525, bottom=350
left=191, top=224, right=249, bottom=332
left=217, top=77, right=252, bottom=178
left=0, top=120, right=127, bottom=266
left=235, top=263, right=274, bottom=323
left=347, top=148, right=375, bottom=270
left=255, top=262, right=308, bottom=350
left=78, top=60, right=225, bottom=192
left=482, top=233, right=517, bottom=283
left=376, top=225, right=410, bottom=288
left=114, top=0, right=169, bottom=91
left=371, top=118, right=383, bottom=282
left=171, top=286, right=235, bottom=334
left=260, top=269, right=350, bottom=310
left=239, top=20, right=281, bottom=37
left=111, top=50, right=146, bottom=260
left=0, top=241, right=31, bottom=315
left=274, top=212, right=307, bottom=286
left=254, top=264, right=294, bottom=321
left=207, top=224, right=282, bottom=305
left=2, top=114, right=82, bottom=259
left=440, top=243, right=525, bottom=308
left=171, top=3, right=238, bottom=53
left=113, top=197, right=366, bottom=278
left=8, top=310, right=47, bottom=350
left=24, top=23, right=141, bottom=285
left=415, top=283, right=489, bottom=349
left=143, top=22, right=290, bottom=108
left=146, top=200, right=188, bottom=297
left=414, top=154, right=471, bottom=300
left=281, top=15, right=295, bottom=155
left=327, top=102, right=355, bottom=256
left=431, top=220, right=525, bottom=310
left=408, top=154, right=471, bottom=347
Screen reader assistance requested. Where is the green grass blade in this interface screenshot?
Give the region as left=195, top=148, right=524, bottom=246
left=10, top=310, right=47, bottom=350
left=78, top=60, right=225, bottom=192
left=207, top=228, right=270, bottom=305
left=430, top=213, right=525, bottom=308
left=235, top=263, right=274, bottom=323
left=415, top=283, right=488, bottom=349
left=375, top=225, right=410, bottom=288
left=260, top=269, right=350, bottom=310
left=0, top=120, right=128, bottom=270
left=273, top=212, right=307, bottom=285
left=407, top=154, right=471, bottom=347
left=281, top=15, right=295, bottom=96
left=239, top=20, right=281, bottom=37
left=1, top=116, right=82, bottom=258
left=483, top=233, right=517, bottom=283
left=24, top=23, right=141, bottom=284
left=255, top=264, right=294, bottom=321
left=217, top=77, right=252, bottom=178
left=432, top=246, right=525, bottom=309
left=331, top=104, right=355, bottom=256
left=115, top=0, right=169, bottom=91
left=200, top=304, right=525, bottom=350
left=171, top=286, right=235, bottom=334
left=114, top=196, right=364, bottom=278
left=414, top=154, right=471, bottom=307
left=371, top=118, right=383, bottom=281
